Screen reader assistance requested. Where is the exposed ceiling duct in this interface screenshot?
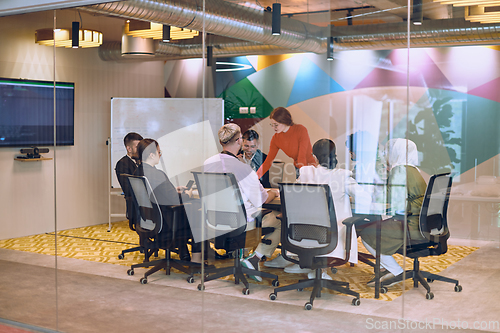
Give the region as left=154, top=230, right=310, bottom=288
left=333, top=18, right=500, bottom=50
left=79, top=0, right=327, bottom=54
left=80, top=0, right=500, bottom=61
left=98, top=38, right=301, bottom=62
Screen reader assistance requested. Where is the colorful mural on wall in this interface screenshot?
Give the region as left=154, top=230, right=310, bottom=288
left=216, top=47, right=500, bottom=179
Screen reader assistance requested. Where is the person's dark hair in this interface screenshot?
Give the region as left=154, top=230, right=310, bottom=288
left=270, top=107, right=294, bottom=126
left=242, top=129, right=259, bottom=141
left=313, top=139, right=338, bottom=170
left=137, top=138, right=158, bottom=162
left=346, top=133, right=355, bottom=152
left=345, top=131, right=374, bottom=152
left=123, top=132, right=143, bottom=147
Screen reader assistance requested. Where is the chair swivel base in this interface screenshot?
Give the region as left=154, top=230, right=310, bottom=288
left=198, top=256, right=279, bottom=295
left=118, top=245, right=142, bottom=260
left=269, top=268, right=360, bottom=310
left=379, top=259, right=462, bottom=299
left=127, top=251, right=207, bottom=284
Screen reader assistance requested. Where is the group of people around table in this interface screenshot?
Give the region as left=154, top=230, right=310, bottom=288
left=116, top=106, right=428, bottom=287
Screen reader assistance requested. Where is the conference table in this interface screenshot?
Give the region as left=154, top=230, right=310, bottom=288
left=447, top=180, right=500, bottom=241
left=263, top=194, right=387, bottom=299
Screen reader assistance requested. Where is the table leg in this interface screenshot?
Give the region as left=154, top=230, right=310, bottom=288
left=374, top=219, right=381, bottom=299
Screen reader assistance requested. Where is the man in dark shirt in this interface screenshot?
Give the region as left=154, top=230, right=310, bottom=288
left=239, top=130, right=271, bottom=188
left=115, top=132, right=143, bottom=218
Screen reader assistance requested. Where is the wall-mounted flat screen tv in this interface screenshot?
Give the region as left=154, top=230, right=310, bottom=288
left=0, top=77, right=75, bottom=147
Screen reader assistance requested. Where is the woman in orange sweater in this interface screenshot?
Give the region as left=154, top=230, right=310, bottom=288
left=256, top=107, right=316, bottom=179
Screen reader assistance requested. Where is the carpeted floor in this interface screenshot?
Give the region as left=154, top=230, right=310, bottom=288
left=0, top=221, right=477, bottom=302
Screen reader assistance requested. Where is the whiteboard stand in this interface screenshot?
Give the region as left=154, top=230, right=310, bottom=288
left=107, top=137, right=126, bottom=232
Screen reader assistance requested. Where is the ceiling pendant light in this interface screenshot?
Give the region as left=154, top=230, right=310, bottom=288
left=162, top=24, right=170, bottom=42
left=413, top=0, right=423, bottom=25
left=327, top=37, right=334, bottom=60
left=72, top=21, right=79, bottom=48
left=35, top=27, right=103, bottom=48
left=125, top=20, right=199, bottom=40
left=272, top=3, right=281, bottom=35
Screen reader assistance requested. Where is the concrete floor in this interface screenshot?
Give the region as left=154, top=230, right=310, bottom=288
left=0, top=238, right=499, bottom=333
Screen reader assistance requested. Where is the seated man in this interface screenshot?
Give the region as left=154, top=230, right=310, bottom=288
left=286, top=138, right=371, bottom=279
left=204, top=123, right=280, bottom=281
left=115, top=132, right=143, bottom=219
left=238, top=129, right=271, bottom=188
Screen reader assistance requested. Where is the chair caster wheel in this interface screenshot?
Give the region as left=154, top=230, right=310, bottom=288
left=272, top=279, right=279, bottom=287
left=269, top=293, right=277, bottom=301
left=426, top=292, right=434, bottom=300
left=380, top=286, right=388, bottom=294
left=352, top=298, right=361, bottom=306
left=297, top=288, right=304, bottom=292
left=427, top=278, right=434, bottom=283
left=140, top=277, right=147, bottom=284
left=187, top=276, right=195, bottom=284
left=304, top=302, right=313, bottom=310
left=140, top=249, right=144, bottom=254
left=198, top=284, right=205, bottom=291
left=127, top=269, right=134, bottom=276
left=331, top=267, right=337, bottom=274
left=242, top=288, right=250, bottom=295
left=454, top=285, right=462, bottom=292
left=118, top=254, right=124, bottom=260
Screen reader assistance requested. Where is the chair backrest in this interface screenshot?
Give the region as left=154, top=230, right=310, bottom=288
left=279, top=183, right=338, bottom=267
left=269, top=161, right=285, bottom=188
left=192, top=172, right=248, bottom=241
left=418, top=173, right=452, bottom=243
left=127, top=175, right=163, bottom=236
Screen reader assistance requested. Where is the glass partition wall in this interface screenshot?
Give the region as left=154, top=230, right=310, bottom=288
left=0, top=10, right=59, bottom=330
left=1, top=0, right=500, bottom=332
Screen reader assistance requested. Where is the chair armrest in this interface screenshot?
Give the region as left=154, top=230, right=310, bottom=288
left=343, top=215, right=380, bottom=229
left=164, top=204, right=186, bottom=211
left=342, top=217, right=361, bottom=263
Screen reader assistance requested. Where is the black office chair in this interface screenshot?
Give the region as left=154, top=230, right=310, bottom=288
left=193, top=171, right=279, bottom=295
left=125, top=175, right=201, bottom=284
left=116, top=176, right=148, bottom=261
left=378, top=173, right=462, bottom=299
left=269, top=183, right=360, bottom=310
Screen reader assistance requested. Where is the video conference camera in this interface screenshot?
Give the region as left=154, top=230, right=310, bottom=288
left=19, top=147, right=49, bottom=159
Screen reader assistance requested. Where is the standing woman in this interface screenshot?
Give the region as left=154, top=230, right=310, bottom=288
left=256, top=107, right=316, bottom=179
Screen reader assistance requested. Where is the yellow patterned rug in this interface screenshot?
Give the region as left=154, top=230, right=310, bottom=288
left=0, top=221, right=477, bottom=301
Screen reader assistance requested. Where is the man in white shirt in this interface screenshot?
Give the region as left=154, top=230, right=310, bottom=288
left=204, top=124, right=280, bottom=281
left=285, top=139, right=371, bottom=279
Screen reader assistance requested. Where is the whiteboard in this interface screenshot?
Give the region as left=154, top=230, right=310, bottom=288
left=111, top=98, right=224, bottom=189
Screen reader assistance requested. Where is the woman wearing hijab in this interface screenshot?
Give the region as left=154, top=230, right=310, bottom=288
left=360, top=138, right=427, bottom=287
